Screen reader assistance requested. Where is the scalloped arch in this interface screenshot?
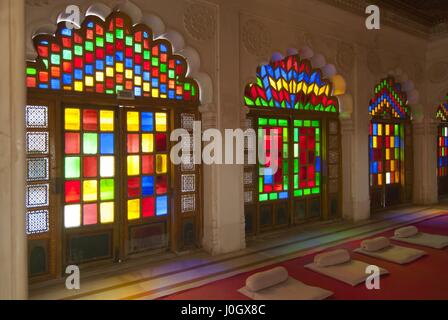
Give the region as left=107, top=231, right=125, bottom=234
left=26, top=9, right=200, bottom=106
left=244, top=54, right=339, bottom=113
left=369, top=76, right=412, bottom=120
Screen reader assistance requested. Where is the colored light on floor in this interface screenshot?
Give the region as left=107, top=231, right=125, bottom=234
left=155, top=113, right=167, bottom=132
left=100, top=110, right=114, bottom=131
left=156, top=154, right=167, bottom=174
left=65, top=157, right=81, bottom=178
left=100, top=202, right=114, bottom=223
left=100, top=156, right=115, bottom=177
left=83, top=180, right=98, bottom=201
left=100, top=179, right=115, bottom=201
left=127, top=199, right=140, bottom=220
left=127, top=111, right=140, bottom=132
left=83, top=203, right=98, bottom=225
left=142, top=134, right=153, bottom=153
left=65, top=108, right=80, bottom=130
left=83, top=133, right=98, bottom=154
left=127, top=155, right=140, bottom=176
left=156, top=196, right=168, bottom=216
left=64, top=204, right=81, bottom=228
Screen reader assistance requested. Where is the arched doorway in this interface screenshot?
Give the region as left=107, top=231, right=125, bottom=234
left=243, top=55, right=342, bottom=235
left=369, top=77, right=413, bottom=211
left=436, top=101, right=448, bottom=198
left=25, top=10, right=202, bottom=281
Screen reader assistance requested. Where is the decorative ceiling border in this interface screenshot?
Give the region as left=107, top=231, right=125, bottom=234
left=318, top=0, right=448, bottom=40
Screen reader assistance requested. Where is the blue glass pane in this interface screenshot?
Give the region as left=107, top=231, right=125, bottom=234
left=63, top=74, right=72, bottom=85
left=141, top=112, right=153, bottom=132
left=100, top=134, right=114, bottom=154
left=115, top=51, right=123, bottom=62
left=142, top=176, right=154, bottom=196
left=85, top=64, right=93, bottom=75
left=279, top=192, right=288, bottom=199
left=156, top=195, right=168, bottom=216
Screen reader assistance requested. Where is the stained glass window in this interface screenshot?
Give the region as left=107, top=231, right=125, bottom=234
left=244, top=55, right=338, bottom=112
left=258, top=118, right=289, bottom=202
left=26, top=13, right=199, bottom=103
left=63, top=107, right=115, bottom=228
left=437, top=102, right=448, bottom=177
left=369, top=77, right=409, bottom=189
left=126, top=110, right=168, bottom=220
left=293, top=120, right=321, bottom=197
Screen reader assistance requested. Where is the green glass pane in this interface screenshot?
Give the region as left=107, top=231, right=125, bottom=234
left=312, top=120, right=319, bottom=127
left=294, top=128, right=299, bottom=142
left=143, top=50, right=150, bottom=60
left=135, top=43, right=142, bottom=53
left=152, top=57, right=159, bottom=67
left=65, top=157, right=80, bottom=178
left=96, top=37, right=104, bottom=47
left=304, top=120, right=311, bottom=127
left=268, top=119, right=277, bottom=126
left=304, top=188, right=311, bottom=196
left=100, top=179, right=115, bottom=201
left=116, top=29, right=124, bottom=39
left=125, top=36, right=133, bottom=46
left=168, top=70, right=175, bottom=79
left=26, top=67, right=37, bottom=75
left=278, top=119, right=288, bottom=127
left=85, top=41, right=94, bottom=51
left=74, top=45, right=83, bottom=56
left=294, top=190, right=303, bottom=197
left=63, top=50, right=72, bottom=60
left=160, top=64, right=167, bottom=73
left=294, top=160, right=299, bottom=173
left=106, top=33, right=114, bottom=43
left=185, top=83, right=191, bottom=90
left=294, top=175, right=298, bottom=189
left=258, top=118, right=268, bottom=126
left=316, top=173, right=320, bottom=186
left=259, top=177, right=263, bottom=193
left=83, top=133, right=98, bottom=154
left=294, top=120, right=302, bottom=127
left=42, top=59, right=48, bottom=68
left=312, top=187, right=320, bottom=194
left=51, top=54, right=60, bottom=65
left=259, top=194, right=268, bottom=202
left=269, top=193, right=278, bottom=200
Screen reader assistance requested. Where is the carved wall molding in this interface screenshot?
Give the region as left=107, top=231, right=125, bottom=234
left=242, top=19, right=271, bottom=57
left=183, top=1, right=216, bottom=41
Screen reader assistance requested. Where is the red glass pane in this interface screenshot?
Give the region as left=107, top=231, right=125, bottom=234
left=96, top=48, right=104, bottom=59
left=127, top=134, right=140, bottom=153
left=65, top=180, right=81, bottom=203
left=142, top=197, right=155, bottom=218
left=155, top=133, right=167, bottom=152
left=39, top=72, right=48, bottom=82
left=83, top=204, right=98, bottom=225
left=83, top=157, right=98, bottom=178
left=51, top=43, right=60, bottom=52
left=65, top=133, right=80, bottom=154
left=27, top=77, right=36, bottom=88
left=128, top=177, right=141, bottom=197
left=156, top=176, right=167, bottom=195
left=74, top=57, right=83, bottom=68
left=86, top=53, right=94, bottom=63
left=116, top=74, right=123, bottom=84
left=63, top=62, right=72, bottom=73
left=37, top=45, right=48, bottom=57
left=83, top=109, right=98, bottom=131
left=142, top=155, right=154, bottom=174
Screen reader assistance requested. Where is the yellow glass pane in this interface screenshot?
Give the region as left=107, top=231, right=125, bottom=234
left=85, top=76, right=94, bottom=87
left=128, top=199, right=140, bottom=220
left=390, top=136, right=394, bottom=147
left=395, top=172, right=400, bottom=183
left=65, top=108, right=80, bottom=130
left=127, top=112, right=140, bottom=132
left=116, top=63, right=123, bottom=72
left=155, top=113, right=167, bottom=132
left=373, top=136, right=377, bottom=148
left=125, top=69, right=133, bottom=79
left=385, top=125, right=390, bottom=136
left=143, top=83, right=150, bottom=92
left=96, top=72, right=104, bottom=82
left=74, top=81, right=83, bottom=92
left=390, top=160, right=395, bottom=171
left=106, top=67, right=114, bottom=77
left=100, top=202, right=114, bottom=223
left=100, top=110, right=114, bottom=131
left=378, top=124, right=382, bottom=136
left=127, top=155, right=140, bottom=176
left=142, top=134, right=154, bottom=153
left=156, top=154, right=167, bottom=174
left=385, top=149, right=390, bottom=160
left=83, top=180, right=98, bottom=202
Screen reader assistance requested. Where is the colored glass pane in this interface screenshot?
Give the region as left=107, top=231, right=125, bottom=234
left=127, top=177, right=141, bottom=197
left=100, top=133, right=114, bottom=154
left=100, top=179, right=114, bottom=200
left=100, top=202, right=114, bottom=223
left=142, top=176, right=154, bottom=196
left=155, top=113, right=167, bottom=132
left=141, top=112, right=153, bottom=132
left=156, top=196, right=168, bottom=216
left=127, top=155, right=140, bottom=175
left=100, top=156, right=115, bottom=177
left=156, top=154, right=167, bottom=174
left=142, top=134, right=154, bottom=153
left=127, top=112, right=139, bottom=132
left=83, top=133, right=98, bottom=154
left=83, top=109, right=98, bottom=130
left=65, top=133, right=80, bottom=154
left=142, top=155, right=154, bottom=174
left=142, top=197, right=155, bottom=217
left=155, top=133, right=167, bottom=152
left=127, top=134, right=140, bottom=153
left=65, top=157, right=80, bottom=178
left=83, top=203, right=97, bottom=225
left=100, top=110, right=114, bottom=131
left=65, top=108, right=80, bottom=130
left=65, top=180, right=81, bottom=203
left=83, top=156, right=97, bottom=178
left=127, top=199, right=140, bottom=220
left=64, top=204, right=81, bottom=228
left=83, top=180, right=98, bottom=202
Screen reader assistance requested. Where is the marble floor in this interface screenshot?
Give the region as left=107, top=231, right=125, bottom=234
left=29, top=205, right=447, bottom=300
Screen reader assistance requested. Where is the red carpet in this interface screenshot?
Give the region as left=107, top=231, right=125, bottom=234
left=161, top=214, right=448, bottom=300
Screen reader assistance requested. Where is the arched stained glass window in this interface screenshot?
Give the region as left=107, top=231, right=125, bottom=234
left=25, top=10, right=201, bottom=281
left=243, top=55, right=341, bottom=235
left=26, top=12, right=199, bottom=103
left=436, top=100, right=448, bottom=197
left=368, top=77, right=413, bottom=211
